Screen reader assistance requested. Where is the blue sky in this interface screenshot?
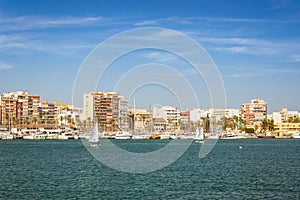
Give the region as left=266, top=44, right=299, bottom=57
left=0, top=0, right=299, bottom=112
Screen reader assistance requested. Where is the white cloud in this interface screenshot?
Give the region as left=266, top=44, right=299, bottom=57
left=291, top=54, right=300, bottom=62
left=0, top=62, right=13, bottom=70
left=231, top=73, right=263, bottom=78
left=134, top=20, right=157, bottom=26
left=143, top=52, right=179, bottom=62
left=0, top=16, right=102, bottom=31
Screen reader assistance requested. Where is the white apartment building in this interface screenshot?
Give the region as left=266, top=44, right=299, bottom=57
left=240, top=99, right=267, bottom=128
left=190, top=108, right=209, bottom=122
left=152, top=106, right=180, bottom=130
left=118, top=96, right=129, bottom=130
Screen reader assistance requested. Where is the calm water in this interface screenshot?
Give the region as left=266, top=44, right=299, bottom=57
left=0, top=139, right=299, bottom=199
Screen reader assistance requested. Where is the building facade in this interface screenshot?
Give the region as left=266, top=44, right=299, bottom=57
left=274, top=122, right=300, bottom=135
left=83, top=92, right=126, bottom=131
left=240, top=99, right=267, bottom=128
left=152, top=106, right=180, bottom=131
left=0, top=91, right=40, bottom=129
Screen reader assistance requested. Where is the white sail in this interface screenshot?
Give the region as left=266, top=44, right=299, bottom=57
left=199, top=127, right=204, bottom=140
left=195, top=127, right=200, bottom=139
left=89, top=122, right=99, bottom=143
left=195, top=127, right=204, bottom=140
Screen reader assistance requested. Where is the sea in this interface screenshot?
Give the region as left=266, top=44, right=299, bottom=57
left=0, top=139, right=299, bottom=199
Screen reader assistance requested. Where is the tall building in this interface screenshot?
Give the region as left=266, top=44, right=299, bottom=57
left=83, top=92, right=125, bottom=131
left=38, top=101, right=58, bottom=125
left=152, top=106, right=180, bottom=130
left=0, top=91, right=40, bottom=128
left=240, top=99, right=267, bottom=128
left=180, top=110, right=190, bottom=131
left=129, top=108, right=151, bottom=131
left=118, top=96, right=129, bottom=130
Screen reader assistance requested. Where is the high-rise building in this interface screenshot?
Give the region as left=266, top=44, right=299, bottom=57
left=83, top=92, right=125, bottom=131
left=152, top=106, right=180, bottom=130
left=38, top=101, right=59, bottom=125
left=0, top=91, right=40, bottom=128
left=240, top=99, right=267, bottom=128
left=118, top=96, right=129, bottom=130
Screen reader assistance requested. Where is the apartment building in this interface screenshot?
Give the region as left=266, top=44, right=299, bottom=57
left=153, top=106, right=180, bottom=130
left=274, top=122, right=300, bottom=135
left=118, top=96, right=129, bottom=130
left=83, top=92, right=123, bottom=131
left=129, top=108, right=151, bottom=131
left=240, top=99, right=267, bottom=128
left=0, top=91, right=40, bottom=128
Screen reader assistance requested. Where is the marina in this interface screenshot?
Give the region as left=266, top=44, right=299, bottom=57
left=0, top=139, right=298, bottom=199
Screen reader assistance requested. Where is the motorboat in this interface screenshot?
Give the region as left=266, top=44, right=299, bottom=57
left=292, top=132, right=300, bottom=139
left=34, top=131, right=47, bottom=139
left=149, top=134, right=161, bottom=139
left=115, top=131, right=132, bottom=139
left=221, top=134, right=247, bottom=139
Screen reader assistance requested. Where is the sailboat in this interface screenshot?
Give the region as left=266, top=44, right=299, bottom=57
left=89, top=122, right=100, bottom=147
left=194, top=127, right=204, bottom=143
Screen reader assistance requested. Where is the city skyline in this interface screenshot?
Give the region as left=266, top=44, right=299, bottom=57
left=0, top=0, right=300, bottom=112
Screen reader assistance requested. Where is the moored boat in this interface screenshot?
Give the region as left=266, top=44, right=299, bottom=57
left=257, top=135, right=275, bottom=138
left=115, top=131, right=132, bottom=139
left=221, top=134, right=247, bottom=139
left=150, top=134, right=161, bottom=139
left=194, top=127, right=204, bottom=143
left=291, top=132, right=300, bottom=139
left=89, top=122, right=100, bottom=147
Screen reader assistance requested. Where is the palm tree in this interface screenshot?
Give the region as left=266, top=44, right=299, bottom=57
left=201, top=114, right=210, bottom=133
left=60, top=116, right=64, bottom=126
left=267, top=119, right=274, bottom=131
left=167, top=118, right=173, bottom=131
left=33, top=117, right=37, bottom=125
left=261, top=119, right=268, bottom=132
left=140, top=115, right=146, bottom=129
left=177, top=118, right=181, bottom=130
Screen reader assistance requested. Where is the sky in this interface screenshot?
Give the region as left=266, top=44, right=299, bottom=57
left=0, top=0, right=299, bottom=112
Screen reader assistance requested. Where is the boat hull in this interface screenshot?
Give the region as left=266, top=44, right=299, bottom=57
left=257, top=135, right=275, bottom=138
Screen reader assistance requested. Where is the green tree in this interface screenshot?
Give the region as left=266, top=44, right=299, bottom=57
left=292, top=117, right=300, bottom=123
left=267, top=119, right=274, bottom=131
left=167, top=118, right=173, bottom=131
left=245, top=128, right=254, bottom=133
left=261, top=119, right=268, bottom=132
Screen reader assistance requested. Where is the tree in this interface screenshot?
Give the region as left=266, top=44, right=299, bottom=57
left=267, top=119, right=274, bottom=131
left=201, top=114, right=210, bottom=133
left=108, top=118, right=117, bottom=131
left=60, top=116, right=64, bottom=126
left=167, top=118, right=173, bottom=131
left=245, top=128, right=254, bottom=133
left=33, top=117, right=38, bottom=125
left=177, top=118, right=181, bottom=130
left=292, top=117, right=300, bottom=123
left=261, top=119, right=268, bottom=132
left=140, top=115, right=146, bottom=129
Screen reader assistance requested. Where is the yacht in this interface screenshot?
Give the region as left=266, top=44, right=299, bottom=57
left=292, top=132, right=300, bottom=139
left=115, top=131, right=132, bottom=139
left=221, top=134, right=247, bottom=139
left=0, top=127, right=13, bottom=140
left=23, top=134, right=35, bottom=140
left=159, top=132, right=171, bottom=139
left=132, top=133, right=150, bottom=140
left=34, top=131, right=47, bottom=139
